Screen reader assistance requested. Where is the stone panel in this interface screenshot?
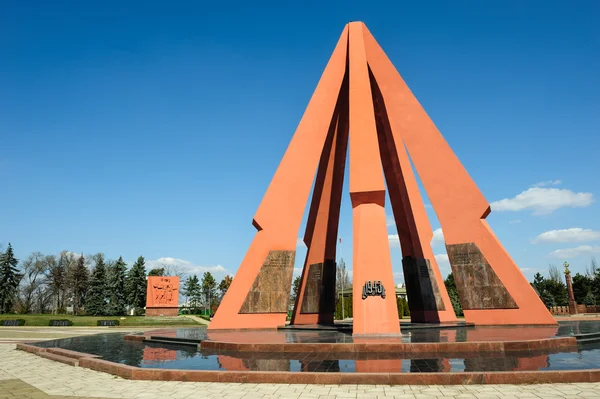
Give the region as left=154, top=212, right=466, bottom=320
left=300, top=259, right=336, bottom=314
left=446, top=242, right=518, bottom=310
left=146, top=276, right=180, bottom=308
left=239, top=250, right=295, bottom=314
left=402, top=257, right=445, bottom=312
left=145, top=307, right=178, bottom=317
left=301, top=263, right=323, bottom=313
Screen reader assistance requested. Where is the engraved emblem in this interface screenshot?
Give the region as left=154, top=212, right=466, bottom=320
left=362, top=280, right=386, bottom=299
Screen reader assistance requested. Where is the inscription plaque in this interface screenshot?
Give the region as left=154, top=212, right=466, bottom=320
left=239, top=250, right=295, bottom=313
left=362, top=280, right=386, bottom=299
left=402, top=257, right=446, bottom=312
left=300, top=263, right=323, bottom=313
left=1, top=319, right=23, bottom=326
left=97, top=320, right=119, bottom=326
left=300, top=260, right=336, bottom=315
left=49, top=319, right=72, bottom=326
left=446, top=242, right=518, bottom=310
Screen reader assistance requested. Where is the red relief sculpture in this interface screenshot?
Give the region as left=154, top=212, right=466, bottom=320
left=146, top=276, right=180, bottom=316
left=209, top=22, right=556, bottom=333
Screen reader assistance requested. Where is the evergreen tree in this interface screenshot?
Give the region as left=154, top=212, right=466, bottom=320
left=148, top=268, right=165, bottom=276
left=572, top=273, right=593, bottom=303
left=444, top=273, right=463, bottom=317
left=400, top=296, right=410, bottom=317
left=540, top=289, right=557, bottom=308
left=0, top=243, right=22, bottom=313
left=544, top=277, right=568, bottom=306
left=448, top=289, right=463, bottom=317
left=290, top=276, right=301, bottom=304
left=68, top=254, right=89, bottom=315
left=335, top=294, right=353, bottom=319
left=201, top=272, right=217, bottom=314
left=126, top=256, right=147, bottom=315
left=593, top=266, right=600, bottom=304
left=85, top=254, right=107, bottom=316
left=218, top=275, right=233, bottom=300
left=396, top=296, right=404, bottom=318
left=532, top=272, right=545, bottom=293
left=107, top=256, right=127, bottom=315
left=183, top=275, right=201, bottom=313
left=584, top=291, right=596, bottom=306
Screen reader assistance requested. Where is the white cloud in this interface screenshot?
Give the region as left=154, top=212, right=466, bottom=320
left=549, top=245, right=600, bottom=259
left=431, top=228, right=444, bottom=246
left=393, top=271, right=404, bottom=284
left=490, top=187, right=594, bottom=215
left=520, top=267, right=543, bottom=280
left=146, top=257, right=228, bottom=277
left=293, top=267, right=303, bottom=277
left=388, top=234, right=400, bottom=247
left=435, top=253, right=449, bottom=265
left=509, top=220, right=522, bottom=224
left=296, top=237, right=306, bottom=248
left=533, top=228, right=600, bottom=244
left=434, top=253, right=451, bottom=277
left=533, top=180, right=562, bottom=187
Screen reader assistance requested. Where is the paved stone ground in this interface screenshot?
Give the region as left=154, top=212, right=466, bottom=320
left=2, top=344, right=600, bottom=398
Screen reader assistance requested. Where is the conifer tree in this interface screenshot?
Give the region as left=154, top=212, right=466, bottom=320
left=0, top=243, right=22, bottom=313
left=85, top=254, right=107, bottom=316
left=218, top=275, right=233, bottom=301
left=107, top=256, right=127, bottom=315
left=126, top=256, right=147, bottom=315
left=68, top=254, right=89, bottom=315
left=183, top=275, right=201, bottom=313
left=201, top=272, right=217, bottom=314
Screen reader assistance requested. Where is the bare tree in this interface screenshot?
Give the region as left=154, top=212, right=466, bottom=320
left=586, top=257, right=598, bottom=277
left=162, top=263, right=186, bottom=278
left=336, top=258, right=351, bottom=298
left=19, top=253, right=55, bottom=313
left=548, top=264, right=563, bottom=283
left=49, top=252, right=69, bottom=313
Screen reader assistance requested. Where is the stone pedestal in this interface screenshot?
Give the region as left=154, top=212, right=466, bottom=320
left=565, top=273, right=577, bottom=315
left=146, top=307, right=178, bottom=317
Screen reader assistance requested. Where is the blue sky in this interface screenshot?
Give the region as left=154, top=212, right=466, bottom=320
left=1, top=1, right=598, bottom=284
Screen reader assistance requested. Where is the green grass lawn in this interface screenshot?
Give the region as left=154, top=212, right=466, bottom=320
left=0, top=314, right=203, bottom=327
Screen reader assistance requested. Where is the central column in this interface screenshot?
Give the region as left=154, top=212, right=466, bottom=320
left=348, top=23, right=400, bottom=335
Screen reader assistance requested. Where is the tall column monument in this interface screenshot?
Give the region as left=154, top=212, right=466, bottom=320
left=209, top=22, right=556, bottom=334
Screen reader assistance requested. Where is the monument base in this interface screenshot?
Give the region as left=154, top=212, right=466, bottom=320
left=146, top=307, right=178, bottom=317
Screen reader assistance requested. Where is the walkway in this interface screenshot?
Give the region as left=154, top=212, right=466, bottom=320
left=1, top=344, right=600, bottom=398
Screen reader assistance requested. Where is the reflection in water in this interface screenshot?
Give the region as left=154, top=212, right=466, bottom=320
left=31, top=321, right=600, bottom=373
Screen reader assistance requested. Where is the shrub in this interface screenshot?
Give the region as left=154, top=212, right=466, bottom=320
left=96, top=319, right=120, bottom=326
left=1, top=319, right=25, bottom=326
left=49, top=319, right=73, bottom=326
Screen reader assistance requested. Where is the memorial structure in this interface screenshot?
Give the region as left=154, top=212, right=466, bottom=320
left=210, top=22, right=555, bottom=334
left=145, top=276, right=180, bottom=317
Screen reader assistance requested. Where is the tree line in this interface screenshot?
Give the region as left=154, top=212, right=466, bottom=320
left=181, top=272, right=232, bottom=315
left=443, top=258, right=599, bottom=316
left=533, top=258, right=599, bottom=308
left=0, top=243, right=148, bottom=315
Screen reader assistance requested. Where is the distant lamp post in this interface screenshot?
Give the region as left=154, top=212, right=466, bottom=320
left=564, top=261, right=577, bottom=315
